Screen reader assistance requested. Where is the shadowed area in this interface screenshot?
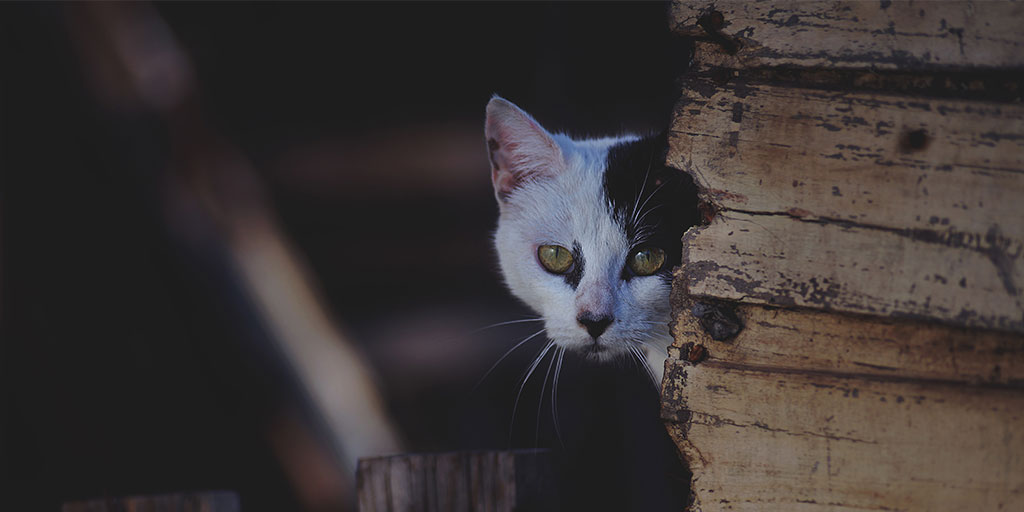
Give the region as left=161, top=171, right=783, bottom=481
left=1, top=2, right=689, bottom=511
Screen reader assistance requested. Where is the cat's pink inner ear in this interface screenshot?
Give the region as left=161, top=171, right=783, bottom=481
left=485, top=97, right=563, bottom=201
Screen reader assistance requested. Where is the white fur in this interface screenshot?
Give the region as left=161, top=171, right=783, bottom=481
left=487, top=97, right=671, bottom=386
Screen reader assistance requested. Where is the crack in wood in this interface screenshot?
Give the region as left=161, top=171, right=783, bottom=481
left=681, top=358, right=1024, bottom=392
left=690, top=411, right=878, bottom=445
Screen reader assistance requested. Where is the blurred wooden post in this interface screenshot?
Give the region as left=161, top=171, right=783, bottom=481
left=662, top=1, right=1024, bottom=511
left=64, top=4, right=403, bottom=508
left=62, top=491, right=240, bottom=512
left=356, top=450, right=559, bottom=512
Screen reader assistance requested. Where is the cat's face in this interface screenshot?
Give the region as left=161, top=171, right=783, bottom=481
left=486, top=97, right=697, bottom=362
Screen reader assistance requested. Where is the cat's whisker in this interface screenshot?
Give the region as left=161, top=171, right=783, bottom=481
left=629, top=161, right=655, bottom=228
left=627, top=345, right=649, bottom=381
left=534, top=348, right=558, bottom=446
left=632, top=233, right=655, bottom=247
left=631, top=179, right=672, bottom=231
left=552, top=347, right=565, bottom=448
left=634, top=339, right=669, bottom=357
left=646, top=332, right=675, bottom=343
left=632, top=225, right=656, bottom=238
left=629, top=344, right=659, bottom=387
left=474, top=328, right=547, bottom=391
left=509, top=341, right=555, bottom=443
left=637, top=346, right=656, bottom=382
left=469, top=317, right=544, bottom=335
left=634, top=204, right=667, bottom=233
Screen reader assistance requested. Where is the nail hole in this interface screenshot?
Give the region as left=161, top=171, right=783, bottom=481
left=901, top=129, right=929, bottom=151
left=697, top=9, right=740, bottom=54
left=708, top=10, right=725, bottom=30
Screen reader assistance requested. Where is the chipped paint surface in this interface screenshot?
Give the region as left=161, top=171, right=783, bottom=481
left=682, top=211, right=1024, bottom=333
left=669, top=81, right=1024, bottom=333
left=662, top=2, right=1024, bottom=511
left=663, top=299, right=1024, bottom=511
left=671, top=0, right=1024, bottom=71
left=669, top=81, right=1024, bottom=244
left=662, top=355, right=1024, bottom=512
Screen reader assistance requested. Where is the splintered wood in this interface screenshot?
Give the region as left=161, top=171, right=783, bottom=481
left=663, top=1, right=1024, bottom=511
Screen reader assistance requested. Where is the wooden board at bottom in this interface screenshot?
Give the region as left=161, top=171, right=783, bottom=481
left=661, top=359, right=1024, bottom=512
left=357, top=450, right=558, bottom=512
left=62, top=491, right=240, bottom=512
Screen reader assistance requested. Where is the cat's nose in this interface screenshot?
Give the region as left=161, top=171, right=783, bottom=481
left=577, top=313, right=613, bottom=340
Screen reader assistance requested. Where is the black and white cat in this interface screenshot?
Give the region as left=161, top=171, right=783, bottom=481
left=485, top=96, right=699, bottom=387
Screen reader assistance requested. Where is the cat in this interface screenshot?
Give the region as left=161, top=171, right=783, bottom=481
left=485, top=96, right=699, bottom=387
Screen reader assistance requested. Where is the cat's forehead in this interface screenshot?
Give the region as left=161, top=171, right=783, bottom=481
left=505, top=136, right=637, bottom=241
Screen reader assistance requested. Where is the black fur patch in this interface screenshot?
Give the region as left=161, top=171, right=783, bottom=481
left=564, top=240, right=584, bottom=289
left=603, top=134, right=700, bottom=281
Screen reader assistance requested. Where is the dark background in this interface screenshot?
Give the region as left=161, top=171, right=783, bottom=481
left=2, top=2, right=689, bottom=510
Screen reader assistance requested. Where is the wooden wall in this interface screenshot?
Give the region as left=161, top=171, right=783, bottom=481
left=661, top=1, right=1024, bottom=510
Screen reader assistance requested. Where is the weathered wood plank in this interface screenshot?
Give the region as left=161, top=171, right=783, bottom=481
left=663, top=300, right=1024, bottom=510
left=679, top=211, right=1024, bottom=333
left=358, top=455, right=393, bottom=511
left=668, top=81, right=1024, bottom=240
left=668, top=81, right=1024, bottom=332
left=62, top=491, right=240, bottom=512
left=661, top=359, right=1024, bottom=511
left=669, top=301, right=1024, bottom=385
left=670, top=0, right=1024, bottom=71
left=356, top=450, right=556, bottom=512
left=665, top=3, right=1024, bottom=511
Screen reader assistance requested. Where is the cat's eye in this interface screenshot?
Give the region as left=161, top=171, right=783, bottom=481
left=538, top=245, right=574, bottom=274
left=628, top=247, right=666, bottom=276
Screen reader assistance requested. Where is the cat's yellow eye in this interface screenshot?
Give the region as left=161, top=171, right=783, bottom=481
left=538, top=245, right=574, bottom=274
left=628, top=247, right=666, bottom=276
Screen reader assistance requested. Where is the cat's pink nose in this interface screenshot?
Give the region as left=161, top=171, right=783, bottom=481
left=577, top=313, right=613, bottom=340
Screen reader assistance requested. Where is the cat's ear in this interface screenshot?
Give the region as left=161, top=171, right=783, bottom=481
left=485, top=96, right=565, bottom=202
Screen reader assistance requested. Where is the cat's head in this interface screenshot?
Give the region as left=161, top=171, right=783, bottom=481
left=485, top=96, right=698, bottom=361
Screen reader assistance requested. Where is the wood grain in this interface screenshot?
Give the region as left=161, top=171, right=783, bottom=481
left=356, top=450, right=557, bottom=512
left=668, top=80, right=1024, bottom=239
left=670, top=0, right=1024, bottom=71
left=663, top=300, right=1024, bottom=511
left=680, top=211, right=1024, bottom=332
left=661, top=358, right=1024, bottom=512
left=663, top=2, right=1024, bottom=510
left=669, top=301, right=1024, bottom=386
left=669, top=81, right=1024, bottom=332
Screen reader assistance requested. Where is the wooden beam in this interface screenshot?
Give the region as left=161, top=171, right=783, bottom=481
left=664, top=303, right=1024, bottom=511
left=665, top=2, right=1024, bottom=511
left=669, top=81, right=1024, bottom=332
left=669, top=80, right=1024, bottom=239
left=669, top=302, right=1024, bottom=385
left=670, top=0, right=1024, bottom=71
left=356, top=451, right=559, bottom=512
left=664, top=299, right=1024, bottom=510
left=662, top=356, right=1024, bottom=512
left=680, top=211, right=1024, bottom=332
